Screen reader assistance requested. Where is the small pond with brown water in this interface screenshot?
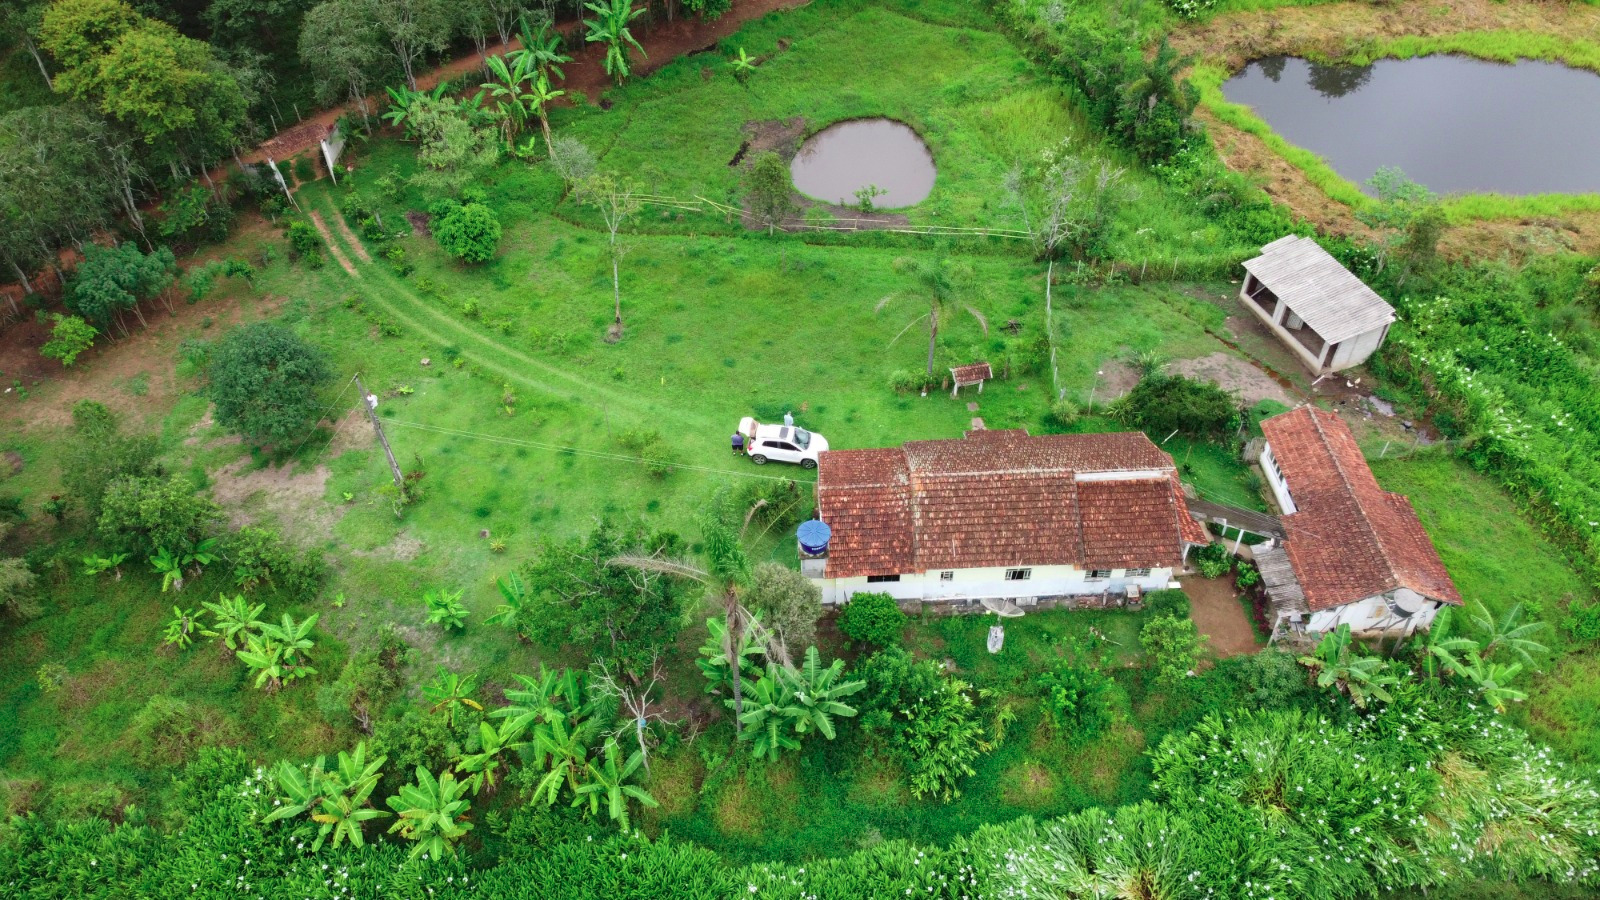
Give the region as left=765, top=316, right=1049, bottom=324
left=1222, top=55, right=1600, bottom=196
left=789, top=118, right=936, bottom=209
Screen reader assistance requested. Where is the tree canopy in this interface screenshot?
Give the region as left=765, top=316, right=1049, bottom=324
left=206, top=321, right=334, bottom=445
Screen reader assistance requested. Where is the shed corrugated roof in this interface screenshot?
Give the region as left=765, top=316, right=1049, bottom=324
left=1242, top=236, right=1395, bottom=344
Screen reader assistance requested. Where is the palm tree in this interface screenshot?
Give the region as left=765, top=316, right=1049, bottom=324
left=386, top=767, right=474, bottom=862
left=456, top=718, right=527, bottom=797
left=877, top=254, right=986, bottom=376
left=422, top=667, right=485, bottom=728
left=202, top=594, right=267, bottom=652
left=582, top=0, right=646, bottom=86
left=610, top=516, right=756, bottom=717
left=573, top=738, right=657, bottom=831
left=1298, top=624, right=1398, bottom=709
left=1119, top=40, right=1192, bottom=127
left=513, top=16, right=573, bottom=83
left=1467, top=601, right=1549, bottom=668
left=485, top=572, right=534, bottom=641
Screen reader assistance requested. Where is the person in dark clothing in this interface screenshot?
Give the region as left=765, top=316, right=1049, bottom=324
left=732, top=432, right=745, bottom=454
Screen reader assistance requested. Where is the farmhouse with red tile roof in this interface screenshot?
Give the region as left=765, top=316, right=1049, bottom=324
left=1255, top=406, right=1462, bottom=642
left=803, top=429, right=1210, bottom=607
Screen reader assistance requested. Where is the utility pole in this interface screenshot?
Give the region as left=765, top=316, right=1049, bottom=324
left=355, top=375, right=406, bottom=509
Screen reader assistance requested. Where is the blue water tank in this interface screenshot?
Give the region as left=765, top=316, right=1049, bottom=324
left=797, top=520, right=832, bottom=557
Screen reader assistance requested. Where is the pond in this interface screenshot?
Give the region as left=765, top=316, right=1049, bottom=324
left=789, top=118, right=936, bottom=209
left=1221, top=55, right=1600, bottom=196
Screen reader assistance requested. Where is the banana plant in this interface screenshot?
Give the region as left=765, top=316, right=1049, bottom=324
left=265, top=744, right=391, bottom=852
left=382, top=84, right=449, bottom=139
left=573, top=738, right=657, bottom=832
left=151, top=547, right=185, bottom=592
left=530, top=713, right=597, bottom=805
left=385, top=767, right=473, bottom=862
left=695, top=616, right=764, bottom=698
left=729, top=47, right=757, bottom=84
left=1417, top=605, right=1477, bottom=680
left=263, top=756, right=330, bottom=824
left=423, top=588, right=469, bottom=630
left=524, top=74, right=565, bottom=158
left=582, top=0, right=646, bottom=86
left=481, top=53, right=535, bottom=144
left=261, top=612, right=318, bottom=667
left=735, top=673, right=805, bottom=761
left=484, top=572, right=533, bottom=641
left=82, top=552, right=130, bottom=580
left=202, top=594, right=267, bottom=652
left=512, top=15, right=572, bottom=83
left=163, top=606, right=205, bottom=650
left=1298, top=624, right=1398, bottom=709
left=238, top=635, right=290, bottom=690
left=422, top=667, right=484, bottom=728
left=184, top=536, right=220, bottom=577
left=1468, top=601, right=1549, bottom=668
left=455, top=718, right=528, bottom=797
left=779, top=646, right=865, bottom=741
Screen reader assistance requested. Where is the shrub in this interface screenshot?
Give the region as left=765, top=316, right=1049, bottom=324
left=207, top=321, right=333, bottom=445
left=1217, top=650, right=1314, bottom=711
left=224, top=526, right=325, bottom=600
left=1141, top=614, right=1205, bottom=683
left=856, top=647, right=992, bottom=801
left=888, top=369, right=939, bottom=394
left=1235, top=560, right=1260, bottom=588
left=745, top=562, right=823, bottom=657
left=1049, top=397, right=1080, bottom=427
left=616, top=429, right=676, bottom=477
left=97, top=475, right=220, bottom=557
left=1144, top=588, right=1190, bottom=620
left=40, top=314, right=97, bottom=367
left=285, top=220, right=321, bottom=259
left=430, top=199, right=502, bottom=263
left=838, top=592, right=906, bottom=649
left=1111, top=374, right=1240, bottom=440
left=1564, top=600, right=1600, bottom=642
left=1036, top=661, right=1113, bottom=741
left=1193, top=541, right=1233, bottom=579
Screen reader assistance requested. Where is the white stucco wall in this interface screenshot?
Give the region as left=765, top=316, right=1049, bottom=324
left=1237, top=281, right=1388, bottom=375
left=812, top=564, right=1174, bottom=606
left=1259, top=444, right=1296, bottom=515
left=1304, top=589, right=1442, bottom=637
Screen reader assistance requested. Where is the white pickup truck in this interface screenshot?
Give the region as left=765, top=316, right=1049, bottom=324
left=736, top=417, right=829, bottom=469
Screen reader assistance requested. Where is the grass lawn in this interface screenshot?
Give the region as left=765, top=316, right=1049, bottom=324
left=1371, top=450, right=1600, bottom=761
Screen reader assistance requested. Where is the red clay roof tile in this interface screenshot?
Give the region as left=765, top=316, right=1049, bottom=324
left=1261, top=407, right=1461, bottom=611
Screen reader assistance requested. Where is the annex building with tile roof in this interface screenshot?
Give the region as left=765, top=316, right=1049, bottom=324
left=1257, top=406, right=1462, bottom=642
left=802, top=428, right=1211, bottom=607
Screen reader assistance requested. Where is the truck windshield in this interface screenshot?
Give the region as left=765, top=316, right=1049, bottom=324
left=794, top=428, right=811, bottom=449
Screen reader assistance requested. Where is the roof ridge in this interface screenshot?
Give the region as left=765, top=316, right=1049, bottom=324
left=1303, top=408, right=1401, bottom=592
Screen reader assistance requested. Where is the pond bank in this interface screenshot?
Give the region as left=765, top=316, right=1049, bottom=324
left=1171, top=0, right=1600, bottom=256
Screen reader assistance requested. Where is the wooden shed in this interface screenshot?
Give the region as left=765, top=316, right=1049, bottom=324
left=1240, top=236, right=1396, bottom=375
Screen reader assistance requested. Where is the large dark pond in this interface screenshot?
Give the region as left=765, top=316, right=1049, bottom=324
left=1222, top=55, right=1600, bottom=195
left=790, top=118, right=936, bottom=209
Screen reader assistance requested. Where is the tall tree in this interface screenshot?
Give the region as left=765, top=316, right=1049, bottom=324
left=298, top=0, right=384, bottom=126
left=581, top=172, right=643, bottom=336
left=516, top=520, right=682, bottom=673
left=42, top=0, right=248, bottom=175
left=65, top=242, right=176, bottom=335
left=582, top=0, right=645, bottom=86
left=0, top=1, right=55, bottom=89
left=364, top=0, right=454, bottom=91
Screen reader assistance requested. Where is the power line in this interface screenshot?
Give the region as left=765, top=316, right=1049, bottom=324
left=383, top=418, right=800, bottom=482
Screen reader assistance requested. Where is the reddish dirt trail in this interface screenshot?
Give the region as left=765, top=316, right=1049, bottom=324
left=246, top=0, right=809, bottom=165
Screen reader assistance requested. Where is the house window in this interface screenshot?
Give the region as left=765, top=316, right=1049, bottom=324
left=939, top=571, right=954, bottom=581
left=1087, top=569, right=1111, bottom=580
left=1005, top=568, right=1031, bottom=581
left=866, top=574, right=900, bottom=584
left=1126, top=568, right=1151, bottom=577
